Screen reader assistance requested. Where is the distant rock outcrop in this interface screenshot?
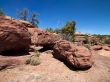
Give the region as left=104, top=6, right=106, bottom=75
left=0, top=16, right=31, bottom=52
left=53, top=40, right=94, bottom=69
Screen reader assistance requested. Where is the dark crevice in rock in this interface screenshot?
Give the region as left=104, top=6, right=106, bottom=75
left=53, top=56, right=91, bottom=71
left=39, top=45, right=53, bottom=52
left=0, top=50, right=30, bottom=56
left=0, top=65, right=8, bottom=71
left=63, top=60, right=91, bottom=71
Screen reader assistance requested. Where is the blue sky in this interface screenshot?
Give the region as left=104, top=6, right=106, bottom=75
left=0, top=0, right=110, bottom=34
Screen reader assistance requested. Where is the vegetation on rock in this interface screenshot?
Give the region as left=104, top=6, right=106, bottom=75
left=59, top=21, right=76, bottom=42
left=93, top=34, right=110, bottom=45
left=17, top=8, right=39, bottom=27
left=46, top=21, right=76, bottom=42
left=26, top=50, right=40, bottom=66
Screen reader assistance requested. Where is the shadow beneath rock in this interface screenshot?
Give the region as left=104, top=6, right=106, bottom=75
left=63, top=60, right=91, bottom=71
left=53, top=56, right=91, bottom=71
left=39, top=46, right=53, bottom=52
left=0, top=50, right=30, bottom=56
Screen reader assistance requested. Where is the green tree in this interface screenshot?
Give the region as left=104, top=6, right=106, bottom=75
left=60, top=21, right=76, bottom=42
left=0, top=8, right=5, bottom=16
left=30, top=13, right=39, bottom=27
left=18, top=8, right=29, bottom=21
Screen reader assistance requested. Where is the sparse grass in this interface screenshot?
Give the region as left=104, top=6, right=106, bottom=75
left=26, top=50, right=40, bottom=66
left=84, top=44, right=91, bottom=50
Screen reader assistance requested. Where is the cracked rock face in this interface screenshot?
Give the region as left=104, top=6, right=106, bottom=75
left=0, top=16, right=31, bottom=52
left=53, top=40, right=94, bottom=69
left=28, top=27, right=62, bottom=48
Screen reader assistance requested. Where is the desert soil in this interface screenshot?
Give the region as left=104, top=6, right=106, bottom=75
left=97, top=50, right=110, bottom=57
left=0, top=50, right=110, bottom=82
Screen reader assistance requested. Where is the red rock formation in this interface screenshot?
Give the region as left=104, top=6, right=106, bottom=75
left=53, top=40, right=94, bottom=69
left=37, top=31, right=62, bottom=48
left=28, top=27, right=62, bottom=48
left=0, top=16, right=31, bottom=52
left=28, top=28, right=43, bottom=45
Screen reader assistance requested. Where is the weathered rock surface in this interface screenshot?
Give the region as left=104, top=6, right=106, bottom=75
left=37, top=31, right=62, bottom=48
left=53, top=40, right=94, bottom=69
left=0, top=16, right=31, bottom=52
left=28, top=27, right=62, bottom=48
left=28, top=28, right=44, bottom=45
left=0, top=56, right=28, bottom=70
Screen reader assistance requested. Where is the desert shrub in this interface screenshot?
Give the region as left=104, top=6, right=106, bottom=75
left=45, top=21, right=76, bottom=42
left=61, top=21, right=76, bottom=42
left=93, top=34, right=110, bottom=45
left=26, top=50, right=40, bottom=66
left=55, top=21, right=76, bottom=42
left=26, top=56, right=40, bottom=66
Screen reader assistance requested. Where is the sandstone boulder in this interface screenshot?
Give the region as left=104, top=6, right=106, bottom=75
left=28, top=27, right=62, bottom=48
left=53, top=40, right=94, bottom=69
left=0, top=16, right=31, bottom=52
left=37, top=31, right=62, bottom=48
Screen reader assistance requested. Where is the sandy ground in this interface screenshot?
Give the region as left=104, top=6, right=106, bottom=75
left=97, top=50, right=110, bottom=57
left=0, top=50, right=110, bottom=82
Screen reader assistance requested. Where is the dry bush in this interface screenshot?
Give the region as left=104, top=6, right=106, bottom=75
left=26, top=50, right=40, bottom=66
